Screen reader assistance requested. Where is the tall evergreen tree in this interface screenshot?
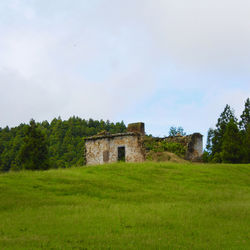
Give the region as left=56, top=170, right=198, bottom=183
left=221, top=119, right=243, bottom=163
left=239, top=98, right=250, bottom=131
left=239, top=98, right=250, bottom=163
left=242, top=126, right=250, bottom=163
left=206, top=128, right=214, bottom=154
left=202, top=128, right=215, bottom=162
left=19, top=119, right=49, bottom=170
left=211, top=104, right=236, bottom=162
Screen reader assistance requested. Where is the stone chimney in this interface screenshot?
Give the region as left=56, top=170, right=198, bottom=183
left=127, top=122, right=145, bottom=135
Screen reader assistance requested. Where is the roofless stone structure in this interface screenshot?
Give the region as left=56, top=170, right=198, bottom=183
left=85, top=122, right=203, bottom=165
left=85, top=123, right=145, bottom=165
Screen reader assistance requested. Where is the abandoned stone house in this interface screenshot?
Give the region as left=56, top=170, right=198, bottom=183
left=85, top=123, right=145, bottom=165
left=85, top=122, right=203, bottom=165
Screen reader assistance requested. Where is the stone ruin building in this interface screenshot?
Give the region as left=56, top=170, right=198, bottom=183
left=85, top=122, right=203, bottom=165
left=85, top=123, right=145, bottom=165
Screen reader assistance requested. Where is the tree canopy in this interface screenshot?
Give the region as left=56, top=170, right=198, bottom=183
left=19, top=119, right=49, bottom=170
left=204, top=98, right=250, bottom=163
left=169, top=126, right=186, bottom=137
left=0, top=117, right=126, bottom=172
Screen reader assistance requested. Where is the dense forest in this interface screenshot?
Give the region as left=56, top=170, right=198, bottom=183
left=204, top=98, right=250, bottom=163
left=0, top=117, right=126, bottom=171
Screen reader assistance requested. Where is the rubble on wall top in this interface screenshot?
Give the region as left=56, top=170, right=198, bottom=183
left=85, top=132, right=141, bottom=141
left=165, top=133, right=203, bottom=139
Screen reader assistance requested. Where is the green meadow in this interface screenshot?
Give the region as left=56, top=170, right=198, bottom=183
left=0, top=162, right=250, bottom=249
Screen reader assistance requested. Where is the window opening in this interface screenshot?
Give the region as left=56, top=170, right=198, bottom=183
left=103, top=150, right=109, bottom=163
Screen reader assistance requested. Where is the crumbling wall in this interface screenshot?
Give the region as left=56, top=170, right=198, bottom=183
left=185, top=133, right=203, bottom=161
left=85, top=134, right=145, bottom=165
left=127, top=122, right=145, bottom=135
left=163, top=133, right=203, bottom=161
left=164, top=135, right=190, bottom=146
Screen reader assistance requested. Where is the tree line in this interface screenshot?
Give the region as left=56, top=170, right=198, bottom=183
left=204, top=98, right=250, bottom=163
left=0, top=117, right=126, bottom=171
left=1, top=98, right=249, bottom=171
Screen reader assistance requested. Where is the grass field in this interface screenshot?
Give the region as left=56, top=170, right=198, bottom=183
left=0, top=162, right=250, bottom=249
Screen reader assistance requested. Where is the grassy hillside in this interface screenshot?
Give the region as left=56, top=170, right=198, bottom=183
left=0, top=162, right=250, bottom=249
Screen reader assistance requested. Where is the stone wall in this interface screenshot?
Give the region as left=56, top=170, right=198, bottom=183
left=85, top=133, right=145, bottom=165
left=164, top=133, right=203, bottom=161
left=127, top=122, right=145, bottom=135
left=185, top=133, right=203, bottom=161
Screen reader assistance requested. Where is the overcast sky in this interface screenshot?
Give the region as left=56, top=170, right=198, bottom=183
left=0, top=0, right=249, bottom=138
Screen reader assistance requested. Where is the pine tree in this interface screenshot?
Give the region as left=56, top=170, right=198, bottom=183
left=211, top=104, right=236, bottom=162
left=239, top=98, right=250, bottom=131
left=206, top=128, right=214, bottom=154
left=221, top=119, right=243, bottom=163
left=238, top=98, right=250, bottom=163
left=242, top=126, right=250, bottom=163
left=202, top=128, right=215, bottom=162
left=19, top=119, right=49, bottom=170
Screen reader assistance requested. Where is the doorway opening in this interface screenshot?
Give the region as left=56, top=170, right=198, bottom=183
left=118, top=146, right=125, bottom=162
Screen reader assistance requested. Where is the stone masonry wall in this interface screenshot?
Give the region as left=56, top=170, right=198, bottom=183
left=185, top=133, right=203, bottom=161
left=85, top=134, right=145, bottom=165
left=164, top=133, right=203, bottom=161
left=127, top=122, right=145, bottom=135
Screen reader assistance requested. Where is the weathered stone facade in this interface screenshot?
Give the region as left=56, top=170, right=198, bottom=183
left=85, top=132, right=145, bottom=165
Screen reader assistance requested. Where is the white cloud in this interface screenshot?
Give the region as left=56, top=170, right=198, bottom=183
left=0, top=0, right=249, bottom=138
left=141, top=0, right=250, bottom=72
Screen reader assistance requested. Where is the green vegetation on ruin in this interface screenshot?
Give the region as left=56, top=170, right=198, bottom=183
left=0, top=162, right=249, bottom=249
left=144, top=136, right=187, bottom=158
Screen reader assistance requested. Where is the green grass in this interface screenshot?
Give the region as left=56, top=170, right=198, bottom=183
left=0, top=162, right=250, bottom=249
